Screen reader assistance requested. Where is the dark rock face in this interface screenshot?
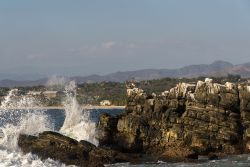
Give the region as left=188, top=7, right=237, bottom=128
left=97, top=113, right=119, bottom=146
left=18, top=131, right=130, bottom=167
left=97, top=79, right=250, bottom=160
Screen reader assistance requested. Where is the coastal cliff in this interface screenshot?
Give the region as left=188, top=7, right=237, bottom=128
left=18, top=78, right=250, bottom=166
left=98, top=78, right=250, bottom=160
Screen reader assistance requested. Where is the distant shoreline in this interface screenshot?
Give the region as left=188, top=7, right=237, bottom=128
left=0, top=105, right=125, bottom=110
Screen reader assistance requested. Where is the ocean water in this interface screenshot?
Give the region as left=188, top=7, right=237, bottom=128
left=0, top=83, right=250, bottom=166
left=107, top=154, right=250, bottom=167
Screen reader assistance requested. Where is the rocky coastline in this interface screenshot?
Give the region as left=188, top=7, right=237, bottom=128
left=18, top=78, right=250, bottom=166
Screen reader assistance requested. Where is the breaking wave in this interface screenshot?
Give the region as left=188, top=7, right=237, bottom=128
left=0, top=80, right=98, bottom=166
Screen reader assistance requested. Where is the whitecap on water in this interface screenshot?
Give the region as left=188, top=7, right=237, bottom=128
left=0, top=149, right=69, bottom=167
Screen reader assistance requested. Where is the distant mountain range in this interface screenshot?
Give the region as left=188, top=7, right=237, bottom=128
left=1, top=61, right=250, bottom=87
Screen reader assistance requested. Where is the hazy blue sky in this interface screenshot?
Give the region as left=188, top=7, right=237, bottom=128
left=1, top=0, right=250, bottom=78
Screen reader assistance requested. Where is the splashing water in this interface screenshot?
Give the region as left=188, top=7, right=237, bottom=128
left=0, top=81, right=98, bottom=166
left=0, top=89, right=52, bottom=149
left=0, top=88, right=62, bottom=166
left=60, top=81, right=98, bottom=146
left=0, top=89, right=42, bottom=110
left=0, top=112, right=52, bottom=150
left=46, top=75, right=67, bottom=87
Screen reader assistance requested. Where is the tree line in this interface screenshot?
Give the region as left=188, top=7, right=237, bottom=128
left=0, top=74, right=246, bottom=106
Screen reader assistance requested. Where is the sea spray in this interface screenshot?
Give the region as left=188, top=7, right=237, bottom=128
left=60, top=81, right=98, bottom=146
left=46, top=75, right=67, bottom=87
left=0, top=112, right=52, bottom=150
left=0, top=89, right=63, bottom=167
left=0, top=88, right=41, bottom=110
left=0, top=88, right=53, bottom=150
left=0, top=80, right=98, bottom=166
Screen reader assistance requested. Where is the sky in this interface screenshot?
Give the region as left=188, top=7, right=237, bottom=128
left=1, top=0, right=250, bottom=79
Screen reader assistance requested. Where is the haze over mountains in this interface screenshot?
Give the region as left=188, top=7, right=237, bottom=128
left=1, top=60, right=250, bottom=87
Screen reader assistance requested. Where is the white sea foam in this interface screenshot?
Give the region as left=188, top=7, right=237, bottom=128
left=0, top=80, right=99, bottom=166
left=0, top=149, right=66, bottom=167
left=0, top=80, right=98, bottom=166
left=0, top=88, right=60, bottom=166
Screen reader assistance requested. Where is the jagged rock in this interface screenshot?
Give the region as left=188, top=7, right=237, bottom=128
left=18, top=131, right=130, bottom=167
left=97, top=78, right=250, bottom=161
left=19, top=78, right=250, bottom=165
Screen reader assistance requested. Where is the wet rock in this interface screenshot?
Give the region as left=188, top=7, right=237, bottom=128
left=208, top=154, right=219, bottom=160
left=18, top=131, right=130, bottom=167
left=88, top=147, right=129, bottom=166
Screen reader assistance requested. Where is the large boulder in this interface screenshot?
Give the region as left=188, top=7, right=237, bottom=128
left=18, top=131, right=130, bottom=167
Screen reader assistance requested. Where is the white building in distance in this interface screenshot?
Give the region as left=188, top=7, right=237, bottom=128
left=100, top=100, right=111, bottom=106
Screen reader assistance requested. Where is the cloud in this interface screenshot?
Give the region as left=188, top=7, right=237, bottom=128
left=66, top=41, right=140, bottom=57
left=26, top=53, right=44, bottom=60
left=101, top=41, right=116, bottom=49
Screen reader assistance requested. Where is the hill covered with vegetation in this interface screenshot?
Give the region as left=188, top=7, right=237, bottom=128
left=0, top=74, right=245, bottom=106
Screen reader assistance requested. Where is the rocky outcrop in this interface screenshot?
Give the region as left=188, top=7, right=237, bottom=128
left=18, top=131, right=131, bottom=167
left=97, top=79, right=250, bottom=161
left=17, top=78, right=250, bottom=165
